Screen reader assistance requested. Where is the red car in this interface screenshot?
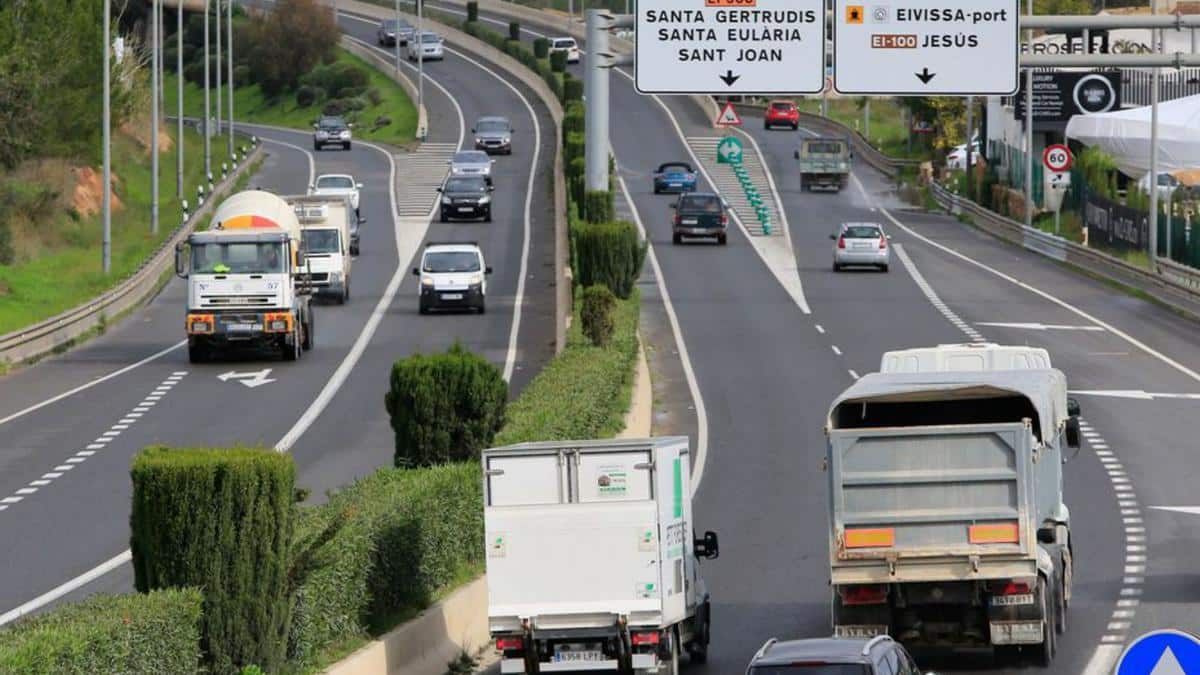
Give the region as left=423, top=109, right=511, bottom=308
left=763, top=100, right=799, bottom=130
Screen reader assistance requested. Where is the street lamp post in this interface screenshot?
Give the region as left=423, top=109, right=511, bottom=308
left=103, top=0, right=112, bottom=275
left=395, top=0, right=402, bottom=78
left=203, top=0, right=211, bottom=181
left=216, top=0, right=222, bottom=135
left=151, top=0, right=160, bottom=235
left=177, top=0, right=184, bottom=198
left=418, top=0, right=424, bottom=112
left=227, top=0, right=234, bottom=158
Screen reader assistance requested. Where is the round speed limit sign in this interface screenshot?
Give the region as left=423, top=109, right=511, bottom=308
left=1043, top=144, right=1073, bottom=173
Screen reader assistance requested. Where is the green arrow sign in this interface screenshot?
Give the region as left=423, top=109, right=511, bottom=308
left=717, top=136, right=743, bottom=165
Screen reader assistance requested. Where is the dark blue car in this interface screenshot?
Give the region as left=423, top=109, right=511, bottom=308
left=652, top=162, right=697, bottom=194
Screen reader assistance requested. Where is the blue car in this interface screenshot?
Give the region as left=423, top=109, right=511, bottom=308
left=652, top=161, right=697, bottom=194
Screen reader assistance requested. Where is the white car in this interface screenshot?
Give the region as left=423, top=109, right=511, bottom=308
left=448, top=150, right=495, bottom=185
left=309, top=174, right=362, bottom=214
left=413, top=242, right=492, bottom=314
left=408, top=31, right=444, bottom=61
left=945, top=141, right=980, bottom=170
left=548, top=37, right=580, bottom=64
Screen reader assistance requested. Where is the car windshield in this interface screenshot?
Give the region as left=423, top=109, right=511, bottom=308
left=679, top=195, right=721, bottom=212
left=421, top=33, right=440, bottom=43
left=302, top=229, right=340, bottom=254
left=476, top=120, right=509, bottom=133
left=454, top=151, right=489, bottom=163
left=191, top=242, right=286, bottom=274
left=771, top=102, right=794, bottom=110
left=844, top=226, right=882, bottom=239
left=446, top=177, right=486, bottom=192
left=319, top=119, right=345, bottom=130
left=381, top=20, right=397, bottom=29
left=553, top=39, right=575, bottom=48
left=660, top=163, right=692, bottom=173
left=807, top=141, right=843, bottom=154
left=751, top=665, right=869, bottom=675
left=423, top=251, right=481, bottom=273
left=316, top=176, right=354, bottom=189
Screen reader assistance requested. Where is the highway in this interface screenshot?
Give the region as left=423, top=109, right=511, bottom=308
left=437, top=2, right=1200, bottom=672
left=0, top=9, right=557, bottom=622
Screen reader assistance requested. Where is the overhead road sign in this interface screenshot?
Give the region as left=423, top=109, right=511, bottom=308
left=715, top=102, right=742, bottom=126
left=635, top=0, right=826, bottom=94
left=1115, top=629, right=1200, bottom=675
left=833, top=0, right=1020, bottom=95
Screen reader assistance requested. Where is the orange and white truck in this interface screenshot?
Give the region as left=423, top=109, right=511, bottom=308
left=174, top=190, right=314, bottom=363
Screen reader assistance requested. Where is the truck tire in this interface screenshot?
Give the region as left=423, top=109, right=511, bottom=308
left=188, top=342, right=207, bottom=363
left=687, top=601, right=710, bottom=664
left=282, top=331, right=300, bottom=361
left=1034, top=576, right=1057, bottom=666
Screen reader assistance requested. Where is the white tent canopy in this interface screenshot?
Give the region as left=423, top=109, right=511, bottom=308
left=1065, top=93, right=1200, bottom=179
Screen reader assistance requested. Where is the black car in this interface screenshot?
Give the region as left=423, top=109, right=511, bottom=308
left=473, top=116, right=513, bottom=155
left=671, top=192, right=729, bottom=245
left=745, top=636, right=926, bottom=675
left=313, top=116, right=352, bottom=151
left=437, top=175, right=494, bottom=222
left=376, top=19, right=412, bottom=46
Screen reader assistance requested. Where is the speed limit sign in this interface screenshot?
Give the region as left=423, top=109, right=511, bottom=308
left=1043, top=144, right=1073, bottom=173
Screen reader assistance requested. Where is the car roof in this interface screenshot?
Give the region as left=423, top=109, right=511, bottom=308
left=679, top=191, right=720, bottom=199
left=319, top=116, right=346, bottom=124
left=453, top=150, right=489, bottom=160
left=658, top=162, right=693, bottom=170
left=476, top=115, right=511, bottom=124
left=751, top=637, right=882, bottom=667
left=424, top=243, right=482, bottom=254
left=316, top=173, right=355, bottom=180
left=552, top=37, right=576, bottom=42
left=769, top=99, right=795, bottom=105
left=841, top=221, right=883, bottom=230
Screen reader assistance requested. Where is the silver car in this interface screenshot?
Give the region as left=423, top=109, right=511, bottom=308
left=831, top=222, right=890, bottom=272
left=448, top=150, right=495, bottom=185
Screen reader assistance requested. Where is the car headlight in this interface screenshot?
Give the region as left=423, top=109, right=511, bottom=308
left=475, top=137, right=483, bottom=145
left=442, top=196, right=452, bottom=205
left=502, top=137, right=511, bottom=144
left=479, top=195, right=491, bottom=204
left=468, top=273, right=484, bottom=285
left=451, top=166, right=463, bottom=174
left=421, top=276, right=435, bottom=286
left=329, top=271, right=341, bottom=281
left=341, top=131, right=351, bottom=139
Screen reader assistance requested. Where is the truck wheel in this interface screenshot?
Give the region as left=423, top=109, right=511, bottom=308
left=687, top=601, right=710, bottom=664
left=1034, top=577, right=1057, bottom=666
left=1055, top=552, right=1068, bottom=635
left=282, top=332, right=299, bottom=361
left=302, top=312, right=313, bottom=351
left=659, top=630, right=679, bottom=675
left=188, top=342, right=207, bottom=364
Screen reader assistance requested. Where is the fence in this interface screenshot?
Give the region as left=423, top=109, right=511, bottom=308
left=1123, top=68, right=1200, bottom=106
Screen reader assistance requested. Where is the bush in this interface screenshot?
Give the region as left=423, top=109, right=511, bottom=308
left=295, top=85, right=318, bottom=108
left=365, top=86, right=384, bottom=106
left=581, top=285, right=617, bottom=347
left=302, top=61, right=370, bottom=98
left=347, top=97, right=368, bottom=111
left=497, top=291, right=640, bottom=445
left=563, top=74, right=583, bottom=102
left=337, top=86, right=366, bottom=99
left=322, top=98, right=351, bottom=116
left=573, top=220, right=645, bottom=299
left=534, top=37, right=550, bottom=58
left=563, top=101, right=584, bottom=137
left=130, top=448, right=296, bottom=674
left=0, top=220, right=13, bottom=265
left=384, top=343, right=508, bottom=468
left=564, top=130, right=585, bottom=165
left=550, top=50, right=567, bottom=72
left=0, top=589, right=204, bottom=675
left=467, top=1, right=479, bottom=21
left=242, top=0, right=339, bottom=95
left=567, top=156, right=585, bottom=180
left=232, top=64, right=251, bottom=87
left=509, top=21, right=521, bottom=41
left=583, top=189, right=614, bottom=224
left=373, top=114, right=392, bottom=130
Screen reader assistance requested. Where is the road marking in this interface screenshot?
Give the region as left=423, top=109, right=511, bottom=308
left=892, top=243, right=986, bottom=342
left=217, top=368, right=276, bottom=388
left=1070, top=389, right=1200, bottom=401
left=848, top=369, right=860, bottom=379
left=1149, top=505, right=1200, bottom=515
left=0, top=551, right=132, bottom=627
left=975, top=321, right=1105, bottom=331
left=616, top=172, right=710, bottom=495
left=831, top=345, right=842, bottom=356
left=815, top=324, right=825, bottom=334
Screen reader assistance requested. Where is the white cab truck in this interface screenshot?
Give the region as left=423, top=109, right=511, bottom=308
left=285, top=194, right=358, bottom=304
left=825, top=349, right=1082, bottom=665
left=175, top=190, right=314, bottom=363
left=484, top=438, right=719, bottom=674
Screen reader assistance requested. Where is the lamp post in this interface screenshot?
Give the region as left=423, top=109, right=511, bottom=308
left=203, top=0, right=211, bottom=182
left=151, top=0, right=160, bottom=235
left=103, top=0, right=111, bottom=274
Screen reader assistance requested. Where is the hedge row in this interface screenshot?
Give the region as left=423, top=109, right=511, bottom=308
left=287, top=462, right=484, bottom=668
left=0, top=590, right=204, bottom=675
left=496, top=287, right=640, bottom=445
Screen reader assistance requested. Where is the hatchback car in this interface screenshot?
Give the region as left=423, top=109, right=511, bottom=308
left=312, top=116, right=352, bottom=151
left=672, top=192, right=729, bottom=245
left=437, top=174, right=494, bottom=222
left=377, top=19, right=413, bottom=46
left=473, top=116, right=513, bottom=155
left=549, top=37, right=581, bottom=63
left=407, top=31, right=444, bottom=61
left=831, top=222, right=890, bottom=272
left=448, top=150, right=495, bottom=185
left=764, top=100, right=800, bottom=130
left=653, top=162, right=697, bottom=194
left=413, top=242, right=492, bottom=314
left=745, top=636, right=926, bottom=675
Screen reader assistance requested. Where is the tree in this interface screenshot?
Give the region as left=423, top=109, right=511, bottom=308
left=244, top=0, right=338, bottom=97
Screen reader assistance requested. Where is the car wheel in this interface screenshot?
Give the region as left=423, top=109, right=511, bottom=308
left=717, top=234, right=727, bottom=245
left=673, top=233, right=682, bottom=245
left=799, top=176, right=807, bottom=191
left=440, top=209, right=448, bottom=223
left=344, top=142, right=351, bottom=150
left=313, top=142, right=320, bottom=151
left=477, top=299, right=487, bottom=314
left=653, top=186, right=660, bottom=194
left=879, top=264, right=889, bottom=272
left=792, top=122, right=799, bottom=130
left=763, top=121, right=770, bottom=130
left=418, top=302, right=430, bottom=315
left=833, top=262, right=841, bottom=272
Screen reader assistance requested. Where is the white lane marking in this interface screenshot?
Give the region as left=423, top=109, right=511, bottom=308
left=52, top=465, right=74, bottom=472
left=65, top=458, right=86, bottom=464
left=29, top=480, right=50, bottom=487
left=0, top=551, right=132, bottom=627
left=976, top=321, right=1105, bottom=331
left=1149, top=505, right=1200, bottom=515
left=85, top=444, right=105, bottom=450
left=611, top=67, right=811, bottom=315
left=848, top=369, right=860, bottom=379
left=831, top=345, right=842, bottom=356
left=41, top=473, right=61, bottom=480
left=75, top=451, right=95, bottom=457
left=0, top=341, right=185, bottom=429
left=892, top=243, right=984, bottom=342
left=1070, top=389, right=1200, bottom=401
left=0, top=497, right=22, bottom=504
left=15, top=488, right=37, bottom=495
left=815, top=324, right=825, bottom=334
left=616, top=172, right=710, bottom=494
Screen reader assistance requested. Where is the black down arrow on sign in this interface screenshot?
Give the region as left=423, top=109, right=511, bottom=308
left=720, top=70, right=740, bottom=86
left=915, top=67, right=936, bottom=84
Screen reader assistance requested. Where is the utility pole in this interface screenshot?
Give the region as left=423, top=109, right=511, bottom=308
left=584, top=10, right=612, bottom=192
left=103, top=0, right=112, bottom=275
left=1149, top=11, right=1161, bottom=271
left=395, top=0, right=402, bottom=79
left=418, top=0, right=425, bottom=112
left=863, top=98, right=870, bottom=142
left=965, top=96, right=973, bottom=201
left=177, top=0, right=184, bottom=198
left=203, top=0, right=211, bottom=183
left=151, top=0, right=160, bottom=235
left=227, top=0, right=234, bottom=158
left=1024, top=0, right=1033, bottom=229
left=216, top=0, right=222, bottom=135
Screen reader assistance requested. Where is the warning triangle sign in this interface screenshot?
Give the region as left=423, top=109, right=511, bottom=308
left=715, top=102, right=742, bottom=126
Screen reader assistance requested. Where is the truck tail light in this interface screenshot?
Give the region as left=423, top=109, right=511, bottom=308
left=988, top=580, right=1032, bottom=596
left=495, top=636, right=524, bottom=651
left=630, top=631, right=660, bottom=646
left=837, top=236, right=846, bottom=249
left=187, top=314, right=215, bottom=335
left=969, top=522, right=1019, bottom=544
left=839, top=584, right=888, bottom=606
left=844, top=527, right=893, bottom=549
left=263, top=312, right=293, bottom=333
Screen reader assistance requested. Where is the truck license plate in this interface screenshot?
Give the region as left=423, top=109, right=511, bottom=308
left=228, top=323, right=261, bottom=331
left=990, top=620, right=1043, bottom=645
left=553, top=651, right=605, bottom=662
left=834, top=625, right=888, bottom=639
left=990, top=593, right=1034, bottom=606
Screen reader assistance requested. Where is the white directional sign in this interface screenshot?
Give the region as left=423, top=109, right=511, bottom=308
left=635, top=0, right=826, bottom=94
left=833, top=0, right=1019, bottom=95
left=218, top=368, right=276, bottom=388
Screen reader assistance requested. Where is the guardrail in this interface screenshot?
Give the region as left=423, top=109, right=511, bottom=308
left=0, top=138, right=264, bottom=369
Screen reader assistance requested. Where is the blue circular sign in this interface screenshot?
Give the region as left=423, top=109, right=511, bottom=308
left=1117, top=629, right=1200, bottom=675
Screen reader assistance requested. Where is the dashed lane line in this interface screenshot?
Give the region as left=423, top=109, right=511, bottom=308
left=892, top=243, right=987, bottom=343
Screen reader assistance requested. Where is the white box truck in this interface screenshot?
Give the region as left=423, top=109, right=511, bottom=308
left=285, top=194, right=358, bottom=304
left=484, top=438, right=719, bottom=674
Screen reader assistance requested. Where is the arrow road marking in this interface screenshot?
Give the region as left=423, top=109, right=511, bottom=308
left=915, top=67, right=936, bottom=84
left=719, top=69, right=740, bottom=87
left=1149, top=506, right=1200, bottom=516
left=976, top=321, right=1105, bottom=331
left=1069, top=389, right=1200, bottom=400
left=217, top=369, right=276, bottom=388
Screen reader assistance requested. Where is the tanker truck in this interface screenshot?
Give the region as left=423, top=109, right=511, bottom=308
left=174, top=190, right=314, bottom=363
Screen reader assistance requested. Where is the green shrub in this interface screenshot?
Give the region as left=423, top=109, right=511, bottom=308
left=581, top=285, right=617, bottom=347
left=564, top=130, right=585, bottom=165
left=583, top=189, right=614, bottom=224
left=347, top=97, right=368, bottom=112
left=563, top=102, right=584, bottom=138
left=365, top=86, right=384, bottom=106
left=563, top=74, right=583, bottom=102
left=384, top=343, right=508, bottom=468
left=302, top=62, right=369, bottom=100
left=550, top=50, right=567, bottom=72
left=467, top=0, right=479, bottom=21
left=130, top=448, right=296, bottom=674
left=337, top=86, right=366, bottom=99
left=373, top=114, right=393, bottom=130
left=239, top=667, right=265, bottom=675
left=322, top=98, right=352, bottom=116
left=572, top=220, right=645, bottom=298
left=0, top=589, right=203, bottom=675
left=567, top=156, right=585, bottom=180
left=534, top=37, right=550, bottom=58
left=509, top=21, right=521, bottom=41
left=295, top=85, right=318, bottom=108
left=497, top=291, right=640, bottom=445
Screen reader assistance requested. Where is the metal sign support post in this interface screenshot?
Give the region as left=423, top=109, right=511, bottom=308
left=965, top=96, right=973, bottom=200
left=216, top=0, right=222, bottom=133
left=227, top=0, right=234, bottom=158
left=1149, top=14, right=1160, bottom=271
left=418, top=0, right=424, bottom=113
left=585, top=10, right=611, bottom=192
left=1024, top=0, right=1033, bottom=230
left=203, top=0, right=211, bottom=182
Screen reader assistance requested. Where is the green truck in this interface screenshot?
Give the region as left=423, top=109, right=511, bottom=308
left=795, top=137, right=852, bottom=192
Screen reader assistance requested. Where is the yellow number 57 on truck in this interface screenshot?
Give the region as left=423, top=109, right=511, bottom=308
left=174, top=190, right=314, bottom=363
